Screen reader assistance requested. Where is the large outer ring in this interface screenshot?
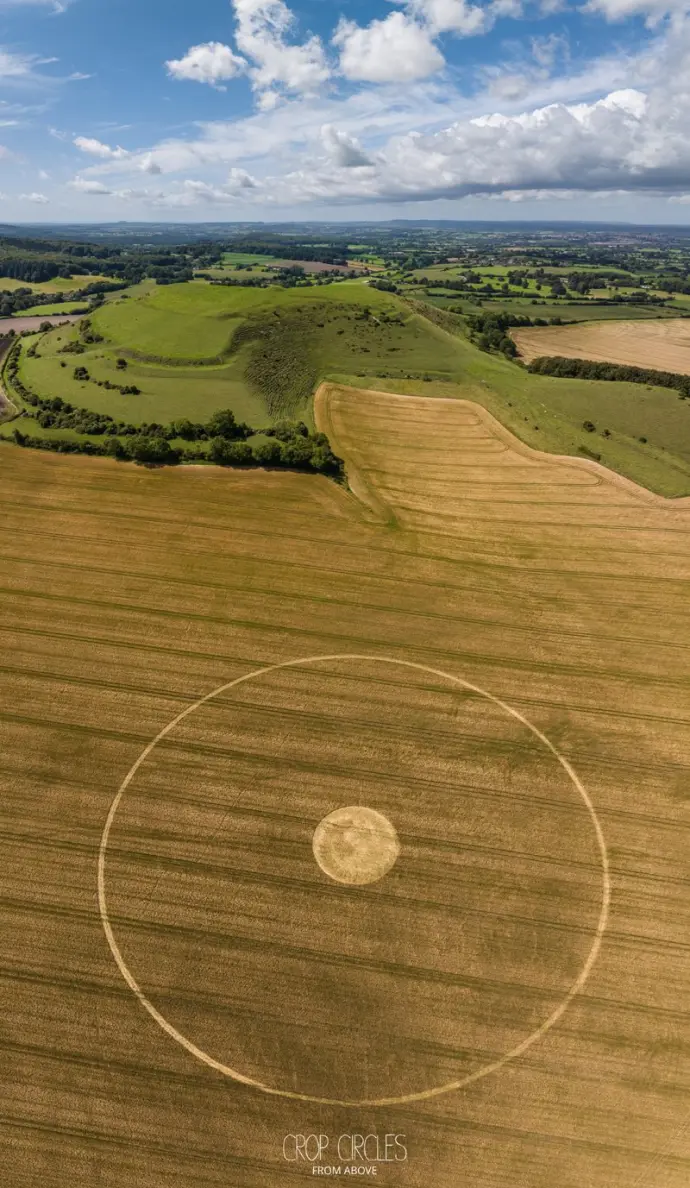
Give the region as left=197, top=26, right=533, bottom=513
left=98, top=653, right=611, bottom=1108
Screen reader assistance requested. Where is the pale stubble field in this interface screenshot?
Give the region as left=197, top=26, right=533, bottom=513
left=512, top=317, right=690, bottom=373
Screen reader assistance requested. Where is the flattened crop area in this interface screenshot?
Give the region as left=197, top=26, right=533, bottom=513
left=1, top=390, right=690, bottom=1187
left=513, top=316, right=690, bottom=372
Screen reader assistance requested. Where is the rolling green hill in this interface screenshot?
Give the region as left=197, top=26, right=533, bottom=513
left=3, top=278, right=690, bottom=494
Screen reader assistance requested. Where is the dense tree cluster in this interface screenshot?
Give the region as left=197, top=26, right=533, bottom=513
left=0, top=234, right=213, bottom=290
left=466, top=312, right=528, bottom=355
left=654, top=276, right=690, bottom=295
left=466, top=311, right=575, bottom=357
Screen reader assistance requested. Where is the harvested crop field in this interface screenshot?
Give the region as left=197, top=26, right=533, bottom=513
left=1, top=388, right=690, bottom=1187
left=513, top=316, right=690, bottom=373
left=0, top=313, right=81, bottom=334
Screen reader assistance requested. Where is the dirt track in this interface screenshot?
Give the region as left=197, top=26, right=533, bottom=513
left=513, top=317, right=690, bottom=373
left=2, top=389, right=690, bottom=1187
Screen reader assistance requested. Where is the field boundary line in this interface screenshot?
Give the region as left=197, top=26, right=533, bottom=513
left=314, top=382, right=398, bottom=527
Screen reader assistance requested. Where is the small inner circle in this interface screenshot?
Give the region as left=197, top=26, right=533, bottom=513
left=312, top=805, right=401, bottom=886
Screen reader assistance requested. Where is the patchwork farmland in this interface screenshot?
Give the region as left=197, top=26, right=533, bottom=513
left=1, top=385, right=689, bottom=1187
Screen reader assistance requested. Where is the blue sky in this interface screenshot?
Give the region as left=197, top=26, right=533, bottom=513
left=1, top=0, right=690, bottom=222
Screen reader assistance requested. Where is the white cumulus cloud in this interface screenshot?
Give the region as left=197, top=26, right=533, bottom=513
left=165, top=41, right=246, bottom=88
left=20, top=191, right=49, bottom=203
left=405, top=0, right=489, bottom=35
left=234, top=0, right=330, bottom=102
left=138, top=153, right=162, bottom=174
left=333, top=12, right=444, bottom=83
left=269, top=81, right=690, bottom=204
left=73, top=135, right=129, bottom=160
left=321, top=124, right=373, bottom=167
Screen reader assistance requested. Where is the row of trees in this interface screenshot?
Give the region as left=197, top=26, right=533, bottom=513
left=10, top=421, right=343, bottom=474
left=528, top=355, right=690, bottom=397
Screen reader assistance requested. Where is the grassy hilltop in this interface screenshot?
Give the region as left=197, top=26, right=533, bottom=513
left=5, top=279, right=464, bottom=429
left=3, top=276, right=690, bottom=495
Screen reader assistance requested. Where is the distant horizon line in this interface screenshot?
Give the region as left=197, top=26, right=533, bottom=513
left=2, top=217, right=690, bottom=231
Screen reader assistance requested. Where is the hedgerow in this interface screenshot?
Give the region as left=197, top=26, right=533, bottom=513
left=527, top=355, right=690, bottom=397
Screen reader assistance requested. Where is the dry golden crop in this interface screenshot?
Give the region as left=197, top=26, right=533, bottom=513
left=2, top=386, right=689, bottom=1187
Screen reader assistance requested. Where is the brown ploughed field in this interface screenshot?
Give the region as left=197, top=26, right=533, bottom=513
left=513, top=317, right=690, bottom=372
left=1, top=386, right=690, bottom=1187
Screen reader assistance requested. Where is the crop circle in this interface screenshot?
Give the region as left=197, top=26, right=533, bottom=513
left=98, top=653, right=610, bottom=1107
left=312, top=805, right=400, bottom=885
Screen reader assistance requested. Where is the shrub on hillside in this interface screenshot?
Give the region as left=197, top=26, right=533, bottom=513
left=206, top=408, right=252, bottom=440
left=252, top=439, right=282, bottom=466
left=127, top=435, right=178, bottom=465
left=209, top=437, right=253, bottom=466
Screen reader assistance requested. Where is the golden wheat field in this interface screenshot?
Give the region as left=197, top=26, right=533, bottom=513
left=1, top=386, right=690, bottom=1187
left=513, top=317, right=690, bottom=373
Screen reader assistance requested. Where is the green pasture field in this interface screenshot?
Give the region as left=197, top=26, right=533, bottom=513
left=408, top=265, right=471, bottom=281
left=92, top=281, right=283, bottom=360
left=588, top=286, right=654, bottom=299
left=11, top=326, right=268, bottom=427
left=0, top=276, right=49, bottom=292
left=466, top=264, right=513, bottom=275
left=196, top=266, right=270, bottom=280
left=91, top=280, right=400, bottom=362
